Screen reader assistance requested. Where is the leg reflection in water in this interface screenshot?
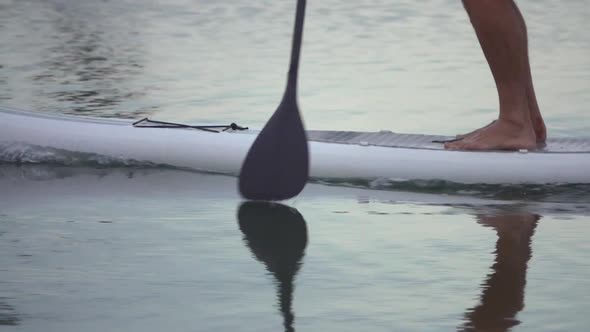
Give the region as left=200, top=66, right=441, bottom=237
left=459, top=213, right=540, bottom=331
left=237, top=202, right=308, bottom=332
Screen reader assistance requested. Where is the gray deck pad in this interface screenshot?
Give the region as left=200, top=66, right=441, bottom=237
left=306, top=130, right=590, bottom=153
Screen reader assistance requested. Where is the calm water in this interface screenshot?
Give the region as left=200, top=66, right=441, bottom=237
left=1, top=167, right=590, bottom=332
left=1, top=0, right=589, bottom=331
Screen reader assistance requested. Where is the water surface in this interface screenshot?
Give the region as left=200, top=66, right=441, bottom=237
left=1, top=166, right=590, bottom=331
left=1, top=1, right=589, bottom=331
left=1, top=0, right=589, bottom=135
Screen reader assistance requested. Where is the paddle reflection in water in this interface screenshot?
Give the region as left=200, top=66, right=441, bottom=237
left=459, top=212, right=539, bottom=331
left=237, top=202, right=308, bottom=332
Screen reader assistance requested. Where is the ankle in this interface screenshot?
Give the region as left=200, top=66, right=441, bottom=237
left=498, top=113, right=531, bottom=129
left=498, top=99, right=530, bottom=122
left=497, top=114, right=537, bottom=141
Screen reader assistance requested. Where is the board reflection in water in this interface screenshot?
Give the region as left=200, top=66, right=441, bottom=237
left=237, top=202, right=308, bottom=332
left=459, top=213, right=540, bottom=331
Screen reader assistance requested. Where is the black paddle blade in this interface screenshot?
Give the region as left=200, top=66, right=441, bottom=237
left=239, top=96, right=309, bottom=201
left=239, top=0, right=308, bottom=201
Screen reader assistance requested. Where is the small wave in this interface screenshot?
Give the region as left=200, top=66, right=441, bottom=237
left=2, top=142, right=589, bottom=204
left=0, top=142, right=167, bottom=169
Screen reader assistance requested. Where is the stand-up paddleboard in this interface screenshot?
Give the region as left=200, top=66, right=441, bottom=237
left=1, top=106, right=589, bottom=184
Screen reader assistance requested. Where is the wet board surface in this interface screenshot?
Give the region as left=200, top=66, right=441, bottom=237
left=305, top=130, right=590, bottom=153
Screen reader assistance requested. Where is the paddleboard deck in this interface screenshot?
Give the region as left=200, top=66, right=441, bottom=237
left=1, top=106, right=589, bottom=184
left=305, top=130, right=590, bottom=153
left=133, top=113, right=590, bottom=153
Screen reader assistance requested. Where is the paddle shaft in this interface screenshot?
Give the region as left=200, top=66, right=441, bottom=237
left=286, top=0, right=306, bottom=95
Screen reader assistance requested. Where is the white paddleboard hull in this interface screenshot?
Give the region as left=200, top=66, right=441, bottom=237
left=1, top=107, right=589, bottom=184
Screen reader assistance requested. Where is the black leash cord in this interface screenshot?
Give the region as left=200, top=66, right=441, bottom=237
left=132, top=118, right=248, bottom=133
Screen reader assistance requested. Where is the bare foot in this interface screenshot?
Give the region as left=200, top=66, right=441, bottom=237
left=456, top=120, right=496, bottom=140
left=457, top=109, right=545, bottom=143
left=445, top=118, right=537, bottom=151
left=456, top=88, right=547, bottom=143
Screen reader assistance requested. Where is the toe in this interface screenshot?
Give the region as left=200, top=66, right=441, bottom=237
left=444, top=141, right=463, bottom=150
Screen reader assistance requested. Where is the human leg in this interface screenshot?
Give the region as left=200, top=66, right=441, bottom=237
left=447, top=0, right=544, bottom=150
